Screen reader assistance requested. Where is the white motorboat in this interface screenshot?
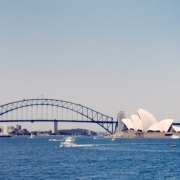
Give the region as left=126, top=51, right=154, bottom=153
left=170, top=144, right=177, bottom=147
left=171, top=135, right=179, bottom=139
left=60, top=136, right=75, bottom=146
left=93, top=135, right=103, bottom=140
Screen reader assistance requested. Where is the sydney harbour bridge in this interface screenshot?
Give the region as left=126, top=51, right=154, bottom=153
left=0, top=98, right=117, bottom=134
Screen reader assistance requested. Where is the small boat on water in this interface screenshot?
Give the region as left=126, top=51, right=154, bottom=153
left=170, top=144, right=177, bottom=147
left=171, top=135, right=179, bottom=139
left=60, top=136, right=75, bottom=146
left=111, top=134, right=116, bottom=141
left=93, top=135, right=103, bottom=140
left=29, top=133, right=35, bottom=138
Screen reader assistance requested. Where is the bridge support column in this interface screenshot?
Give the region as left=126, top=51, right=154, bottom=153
left=116, top=111, right=125, bottom=134
left=52, top=120, right=58, bottom=134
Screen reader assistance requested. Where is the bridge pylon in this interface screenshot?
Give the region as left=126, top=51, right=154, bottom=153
left=52, top=120, right=58, bottom=134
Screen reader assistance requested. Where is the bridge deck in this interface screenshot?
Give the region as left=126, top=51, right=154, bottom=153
left=172, top=123, right=180, bottom=126
left=0, top=119, right=117, bottom=123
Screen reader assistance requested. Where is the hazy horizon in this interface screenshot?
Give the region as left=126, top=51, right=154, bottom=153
left=1, top=0, right=180, bottom=131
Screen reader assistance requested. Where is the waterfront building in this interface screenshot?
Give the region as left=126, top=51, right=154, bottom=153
left=116, top=111, right=125, bottom=133
left=3, top=125, right=9, bottom=134
left=52, top=121, right=58, bottom=134
left=120, top=109, right=174, bottom=133
left=115, top=109, right=179, bottom=138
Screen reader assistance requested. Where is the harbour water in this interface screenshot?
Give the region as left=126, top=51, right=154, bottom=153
left=1, top=136, right=180, bottom=180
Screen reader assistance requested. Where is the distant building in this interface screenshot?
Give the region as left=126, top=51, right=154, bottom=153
left=9, top=126, right=14, bottom=132
left=116, top=111, right=125, bottom=133
left=3, top=125, right=9, bottom=134
left=52, top=121, right=58, bottom=134
left=16, top=124, right=21, bottom=130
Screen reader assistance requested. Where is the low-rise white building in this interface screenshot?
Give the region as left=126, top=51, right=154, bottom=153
left=3, top=125, right=9, bottom=135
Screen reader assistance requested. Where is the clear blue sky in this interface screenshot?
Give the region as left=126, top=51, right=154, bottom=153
left=0, top=0, right=180, bottom=131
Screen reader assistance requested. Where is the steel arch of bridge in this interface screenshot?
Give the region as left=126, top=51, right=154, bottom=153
left=0, top=98, right=117, bottom=134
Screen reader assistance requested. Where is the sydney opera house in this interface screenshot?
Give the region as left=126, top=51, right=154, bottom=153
left=115, top=109, right=180, bottom=138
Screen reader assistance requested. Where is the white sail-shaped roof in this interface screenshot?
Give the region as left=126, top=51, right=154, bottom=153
left=146, top=122, right=162, bottom=132
left=147, top=119, right=174, bottom=132
left=137, top=110, right=154, bottom=132
left=139, top=109, right=157, bottom=124
left=172, top=125, right=180, bottom=132
left=122, top=119, right=135, bottom=130
left=130, top=115, right=143, bottom=131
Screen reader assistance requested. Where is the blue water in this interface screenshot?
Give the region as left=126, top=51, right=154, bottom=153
left=1, top=137, right=180, bottom=180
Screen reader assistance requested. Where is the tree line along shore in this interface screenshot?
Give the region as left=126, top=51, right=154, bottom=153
left=9, top=128, right=98, bottom=136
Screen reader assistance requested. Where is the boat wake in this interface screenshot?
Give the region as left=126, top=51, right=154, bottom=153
left=49, top=139, right=60, bottom=141
left=60, top=144, right=98, bottom=147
